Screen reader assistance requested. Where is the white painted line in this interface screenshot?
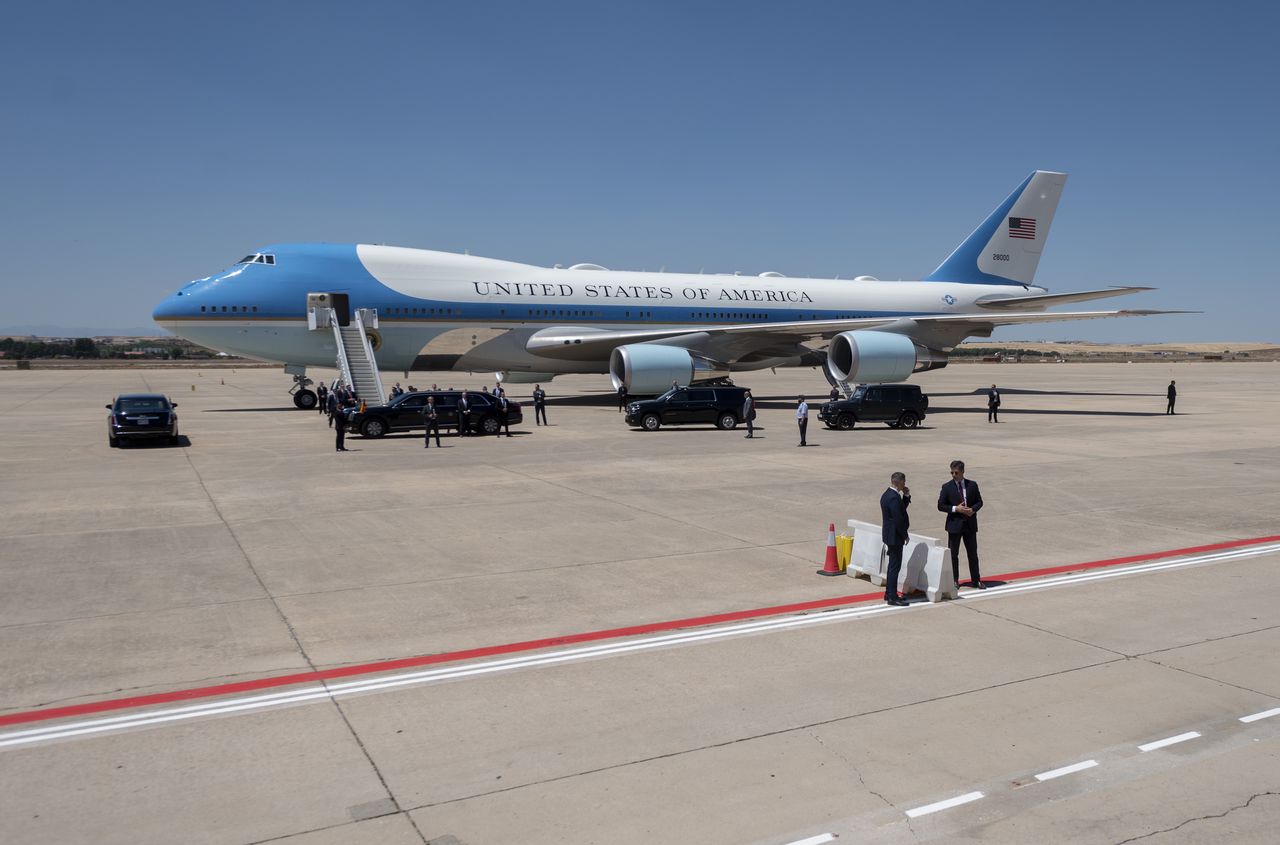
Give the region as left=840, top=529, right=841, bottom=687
left=3, top=541, right=1276, bottom=750
left=782, top=835, right=836, bottom=845
left=905, top=790, right=984, bottom=818
left=1239, top=707, right=1280, bottom=724
left=1034, top=759, right=1098, bottom=781
left=1138, top=731, right=1201, bottom=752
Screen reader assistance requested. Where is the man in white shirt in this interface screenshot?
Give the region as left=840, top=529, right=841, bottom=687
left=796, top=395, right=809, bottom=446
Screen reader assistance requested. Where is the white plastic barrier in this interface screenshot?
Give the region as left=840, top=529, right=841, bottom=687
left=846, top=519, right=958, bottom=602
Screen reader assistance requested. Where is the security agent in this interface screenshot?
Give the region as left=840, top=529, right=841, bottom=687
left=880, top=472, right=911, bottom=606
left=498, top=392, right=513, bottom=436
left=796, top=395, right=809, bottom=446
left=988, top=384, right=1001, bottom=423
left=458, top=391, right=472, bottom=436
left=1167, top=380, right=1177, bottom=414
left=335, top=399, right=353, bottom=451
left=422, top=396, right=441, bottom=447
left=532, top=384, right=548, bottom=425
left=937, top=460, right=984, bottom=588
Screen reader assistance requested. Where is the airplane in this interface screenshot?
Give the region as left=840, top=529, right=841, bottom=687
left=152, top=170, right=1180, bottom=409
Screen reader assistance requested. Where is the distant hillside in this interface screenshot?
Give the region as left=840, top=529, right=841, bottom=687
left=0, top=324, right=167, bottom=338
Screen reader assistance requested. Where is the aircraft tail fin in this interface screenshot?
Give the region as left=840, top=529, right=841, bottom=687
left=926, top=170, right=1067, bottom=285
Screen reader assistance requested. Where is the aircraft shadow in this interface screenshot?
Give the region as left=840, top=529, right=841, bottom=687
left=205, top=407, right=314, bottom=413
left=933, top=388, right=1163, bottom=397
left=929, top=406, right=1166, bottom=417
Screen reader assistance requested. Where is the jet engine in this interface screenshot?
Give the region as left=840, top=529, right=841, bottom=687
left=609, top=344, right=729, bottom=394
left=826, top=331, right=924, bottom=384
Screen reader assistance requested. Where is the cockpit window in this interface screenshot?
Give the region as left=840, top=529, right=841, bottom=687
left=237, top=253, right=276, bottom=265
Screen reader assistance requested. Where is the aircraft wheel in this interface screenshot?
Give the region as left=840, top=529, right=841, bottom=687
left=294, top=389, right=318, bottom=410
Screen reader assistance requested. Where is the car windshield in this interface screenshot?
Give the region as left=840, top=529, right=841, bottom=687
left=117, top=398, right=169, bottom=412
left=851, top=386, right=868, bottom=399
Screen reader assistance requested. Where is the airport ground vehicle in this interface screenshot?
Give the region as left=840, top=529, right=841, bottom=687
left=106, top=394, right=179, bottom=446
left=625, top=385, right=750, bottom=431
left=819, top=384, right=929, bottom=429
left=348, top=391, right=522, bottom=437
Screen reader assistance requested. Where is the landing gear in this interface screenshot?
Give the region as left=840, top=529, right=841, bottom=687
left=285, top=366, right=318, bottom=410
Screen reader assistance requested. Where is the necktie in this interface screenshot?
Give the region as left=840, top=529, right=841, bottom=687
left=958, top=480, right=967, bottom=506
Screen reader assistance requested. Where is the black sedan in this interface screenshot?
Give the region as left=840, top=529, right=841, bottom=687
left=349, top=391, right=522, bottom=437
left=107, top=393, right=179, bottom=446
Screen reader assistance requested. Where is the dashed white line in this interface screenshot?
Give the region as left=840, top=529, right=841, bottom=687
left=1138, top=731, right=1201, bottom=752
left=905, top=790, right=984, bottom=818
left=1034, top=759, right=1098, bottom=781
left=782, top=835, right=836, bottom=845
left=1239, top=707, right=1280, bottom=724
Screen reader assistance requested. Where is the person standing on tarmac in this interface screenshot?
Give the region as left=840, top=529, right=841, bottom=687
left=880, top=471, right=911, bottom=606
left=422, top=396, right=441, bottom=447
left=316, top=382, right=327, bottom=415
left=498, top=392, right=514, bottom=436
left=532, top=384, right=548, bottom=426
left=326, top=389, right=339, bottom=428
left=796, top=395, right=809, bottom=446
left=1167, top=380, right=1177, bottom=414
left=457, top=391, right=472, bottom=436
left=743, top=390, right=757, bottom=439
left=987, top=384, right=1001, bottom=423
left=335, top=399, right=351, bottom=451
left=617, top=384, right=628, bottom=412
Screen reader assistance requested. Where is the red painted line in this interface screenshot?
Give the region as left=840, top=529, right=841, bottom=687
left=3, top=533, right=1278, bottom=730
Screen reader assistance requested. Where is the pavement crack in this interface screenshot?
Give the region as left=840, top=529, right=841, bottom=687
left=960, top=603, right=1130, bottom=658
left=807, top=728, right=894, bottom=810
left=1112, top=791, right=1279, bottom=844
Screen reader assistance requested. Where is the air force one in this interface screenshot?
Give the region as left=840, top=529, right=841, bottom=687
left=153, top=171, right=1180, bottom=408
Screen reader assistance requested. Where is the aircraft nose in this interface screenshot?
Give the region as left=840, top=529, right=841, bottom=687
left=152, top=290, right=189, bottom=322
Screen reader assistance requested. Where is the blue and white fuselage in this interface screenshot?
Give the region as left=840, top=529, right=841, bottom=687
left=152, top=171, right=1170, bottom=395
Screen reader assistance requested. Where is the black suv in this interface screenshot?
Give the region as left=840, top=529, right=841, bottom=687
left=819, top=384, right=928, bottom=430
left=625, top=385, right=750, bottom=431
left=106, top=393, right=179, bottom=446
left=349, top=391, right=522, bottom=437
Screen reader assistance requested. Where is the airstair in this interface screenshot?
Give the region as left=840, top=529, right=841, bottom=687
left=307, top=300, right=387, bottom=406
left=820, top=352, right=854, bottom=398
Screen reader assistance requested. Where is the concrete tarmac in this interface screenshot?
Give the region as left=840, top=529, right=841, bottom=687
left=0, top=362, right=1277, bottom=844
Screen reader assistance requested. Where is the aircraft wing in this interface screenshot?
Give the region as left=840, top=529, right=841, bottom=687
left=525, top=308, right=1190, bottom=362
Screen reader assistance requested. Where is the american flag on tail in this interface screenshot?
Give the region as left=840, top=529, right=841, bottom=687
left=1008, top=217, right=1036, bottom=239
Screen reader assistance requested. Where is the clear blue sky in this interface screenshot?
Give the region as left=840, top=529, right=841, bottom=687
left=2, top=1, right=1276, bottom=341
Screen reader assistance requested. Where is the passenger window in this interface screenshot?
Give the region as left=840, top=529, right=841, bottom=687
left=670, top=390, right=688, bottom=402
left=687, top=389, right=715, bottom=401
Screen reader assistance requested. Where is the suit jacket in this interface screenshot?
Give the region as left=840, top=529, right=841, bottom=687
left=1167, top=384, right=1176, bottom=398
left=880, top=488, right=911, bottom=546
left=938, top=478, right=983, bottom=534
left=988, top=389, right=1001, bottom=408
left=422, top=404, right=438, bottom=420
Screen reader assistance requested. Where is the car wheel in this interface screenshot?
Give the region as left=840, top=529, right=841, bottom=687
left=716, top=412, right=738, bottom=430
left=168, top=434, right=179, bottom=445
left=294, top=389, right=318, bottom=410
left=108, top=435, right=118, bottom=448
left=360, top=417, right=388, bottom=438
left=898, top=412, right=920, bottom=429
left=641, top=413, right=661, bottom=431
left=837, top=413, right=855, bottom=430
left=480, top=415, right=501, bottom=435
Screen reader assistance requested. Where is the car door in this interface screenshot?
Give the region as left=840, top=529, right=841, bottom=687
left=685, top=388, right=717, bottom=423
left=392, top=394, right=426, bottom=430
left=663, top=389, right=692, bottom=423
left=862, top=387, right=885, bottom=420
left=433, top=393, right=459, bottom=429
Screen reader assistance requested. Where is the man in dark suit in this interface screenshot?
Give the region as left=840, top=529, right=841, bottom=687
left=457, top=391, right=471, bottom=436
left=987, top=384, right=1001, bottom=423
left=937, top=459, right=984, bottom=588
left=1167, top=380, right=1177, bottom=414
left=880, top=471, right=911, bottom=606
left=422, top=397, right=441, bottom=448
left=498, top=393, right=513, bottom=436
left=335, top=399, right=352, bottom=452
left=532, top=385, right=548, bottom=426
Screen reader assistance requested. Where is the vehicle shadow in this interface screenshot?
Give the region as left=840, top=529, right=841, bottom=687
left=117, top=435, right=192, bottom=448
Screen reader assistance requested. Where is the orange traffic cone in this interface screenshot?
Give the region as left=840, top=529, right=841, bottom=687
left=817, top=523, right=841, bottom=576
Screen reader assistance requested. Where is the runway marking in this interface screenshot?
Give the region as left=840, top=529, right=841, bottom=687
left=781, top=835, right=836, bottom=845
left=1239, top=708, right=1280, bottom=724
left=905, top=790, right=984, bottom=818
left=0, top=535, right=1277, bottom=740
left=1033, top=759, right=1098, bottom=781
left=1138, top=731, right=1201, bottom=752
